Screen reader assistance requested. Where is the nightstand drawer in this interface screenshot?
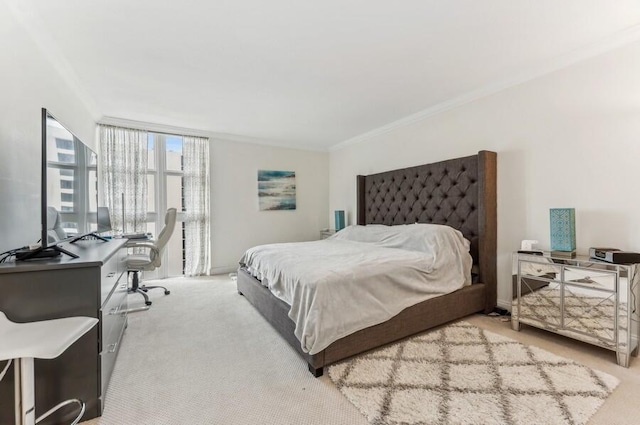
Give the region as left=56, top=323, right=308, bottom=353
left=563, top=266, right=616, bottom=292
left=516, top=280, right=562, bottom=327
left=563, top=285, right=615, bottom=343
left=518, top=259, right=561, bottom=279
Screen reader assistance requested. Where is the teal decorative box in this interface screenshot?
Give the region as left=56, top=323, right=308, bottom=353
left=550, top=208, right=576, bottom=251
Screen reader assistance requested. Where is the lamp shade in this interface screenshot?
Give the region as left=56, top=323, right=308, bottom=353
left=550, top=208, right=576, bottom=251
left=334, top=210, right=345, bottom=231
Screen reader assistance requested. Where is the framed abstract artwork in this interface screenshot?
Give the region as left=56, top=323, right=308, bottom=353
left=258, top=170, right=296, bottom=210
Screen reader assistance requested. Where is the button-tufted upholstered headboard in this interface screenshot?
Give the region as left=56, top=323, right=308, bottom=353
left=357, top=151, right=497, bottom=308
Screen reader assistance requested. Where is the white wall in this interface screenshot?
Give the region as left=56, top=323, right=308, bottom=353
left=211, top=139, right=329, bottom=273
left=330, top=40, right=640, bottom=309
left=0, top=2, right=96, bottom=254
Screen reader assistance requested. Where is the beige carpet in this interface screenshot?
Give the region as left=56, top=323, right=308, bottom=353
left=328, top=321, right=618, bottom=425
left=80, top=276, right=640, bottom=425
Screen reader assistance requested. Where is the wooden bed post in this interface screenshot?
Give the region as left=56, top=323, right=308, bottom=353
left=477, top=150, right=497, bottom=313
left=356, top=175, right=366, bottom=225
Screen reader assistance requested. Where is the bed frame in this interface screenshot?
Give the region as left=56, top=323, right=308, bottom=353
left=237, top=150, right=497, bottom=377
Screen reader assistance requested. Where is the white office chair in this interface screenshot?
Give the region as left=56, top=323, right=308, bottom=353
left=46, top=207, right=67, bottom=243
left=0, top=312, right=98, bottom=425
left=125, top=208, right=177, bottom=306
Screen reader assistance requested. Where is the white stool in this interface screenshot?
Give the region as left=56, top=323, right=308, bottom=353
left=0, top=312, right=98, bottom=425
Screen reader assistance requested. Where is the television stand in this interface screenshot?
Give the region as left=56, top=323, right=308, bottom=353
left=0, top=238, right=129, bottom=423
left=69, top=233, right=109, bottom=244
left=15, top=245, right=79, bottom=261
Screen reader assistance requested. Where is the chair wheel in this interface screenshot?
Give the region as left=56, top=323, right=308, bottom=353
left=164, top=290, right=170, bottom=295
left=145, top=301, right=152, bottom=306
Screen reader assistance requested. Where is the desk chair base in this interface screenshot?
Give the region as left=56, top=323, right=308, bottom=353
left=140, top=284, right=171, bottom=296
left=128, top=271, right=170, bottom=307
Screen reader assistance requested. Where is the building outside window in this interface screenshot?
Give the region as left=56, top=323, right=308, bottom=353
left=47, top=126, right=97, bottom=236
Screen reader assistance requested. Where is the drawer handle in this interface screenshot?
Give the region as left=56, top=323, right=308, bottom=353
left=106, top=272, right=116, bottom=278
left=120, top=283, right=128, bottom=290
left=108, top=307, right=119, bottom=315
left=107, top=342, right=118, bottom=353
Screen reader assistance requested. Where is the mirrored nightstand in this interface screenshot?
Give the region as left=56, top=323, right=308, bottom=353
left=320, top=229, right=336, bottom=240
left=512, top=251, right=640, bottom=367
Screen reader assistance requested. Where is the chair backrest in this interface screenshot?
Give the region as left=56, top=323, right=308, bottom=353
left=46, top=206, right=67, bottom=243
left=97, top=206, right=112, bottom=233
left=154, top=208, right=177, bottom=256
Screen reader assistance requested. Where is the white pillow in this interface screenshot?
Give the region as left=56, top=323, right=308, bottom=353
left=330, top=223, right=469, bottom=253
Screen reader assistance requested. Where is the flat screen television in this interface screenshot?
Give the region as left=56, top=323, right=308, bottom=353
left=19, top=108, right=103, bottom=260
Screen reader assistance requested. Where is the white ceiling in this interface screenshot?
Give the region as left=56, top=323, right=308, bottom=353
left=8, top=0, right=640, bottom=151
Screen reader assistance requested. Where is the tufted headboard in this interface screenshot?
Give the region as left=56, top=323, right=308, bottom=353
left=356, top=151, right=496, bottom=302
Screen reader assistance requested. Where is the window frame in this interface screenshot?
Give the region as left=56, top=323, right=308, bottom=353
left=144, top=133, right=186, bottom=278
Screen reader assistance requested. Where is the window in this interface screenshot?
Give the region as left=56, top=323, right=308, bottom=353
left=62, top=222, right=78, bottom=235
left=47, top=134, right=96, bottom=238
left=144, top=133, right=185, bottom=278
left=55, top=138, right=74, bottom=151
left=57, top=153, right=75, bottom=163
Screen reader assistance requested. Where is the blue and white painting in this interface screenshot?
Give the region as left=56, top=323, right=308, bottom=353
left=258, top=170, right=296, bottom=211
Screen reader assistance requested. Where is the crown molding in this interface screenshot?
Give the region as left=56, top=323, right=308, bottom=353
left=99, top=116, right=212, bottom=138
left=330, top=24, right=640, bottom=152
left=99, top=116, right=329, bottom=153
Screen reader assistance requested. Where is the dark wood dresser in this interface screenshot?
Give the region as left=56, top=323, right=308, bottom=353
left=0, top=238, right=128, bottom=424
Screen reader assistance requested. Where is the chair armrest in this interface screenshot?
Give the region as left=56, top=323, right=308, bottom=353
left=127, top=241, right=161, bottom=267
left=126, top=240, right=155, bottom=248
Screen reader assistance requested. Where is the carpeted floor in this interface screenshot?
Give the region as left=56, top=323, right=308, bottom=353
left=81, top=275, right=640, bottom=425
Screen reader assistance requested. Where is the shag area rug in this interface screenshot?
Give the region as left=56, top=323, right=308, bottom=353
left=328, top=321, right=619, bottom=425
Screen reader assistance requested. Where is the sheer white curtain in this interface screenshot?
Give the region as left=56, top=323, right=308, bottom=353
left=99, top=125, right=148, bottom=233
left=183, top=136, right=210, bottom=276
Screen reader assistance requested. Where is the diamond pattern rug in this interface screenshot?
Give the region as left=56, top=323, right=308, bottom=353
left=328, top=321, right=619, bottom=425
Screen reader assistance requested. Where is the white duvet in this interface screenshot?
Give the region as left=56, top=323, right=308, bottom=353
left=239, top=224, right=472, bottom=355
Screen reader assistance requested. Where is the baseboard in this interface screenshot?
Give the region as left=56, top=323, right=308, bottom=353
left=210, top=265, right=238, bottom=276
left=497, top=298, right=511, bottom=311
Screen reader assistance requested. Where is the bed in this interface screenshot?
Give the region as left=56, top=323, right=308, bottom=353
left=237, top=150, right=497, bottom=377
